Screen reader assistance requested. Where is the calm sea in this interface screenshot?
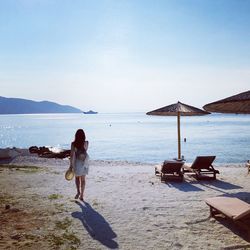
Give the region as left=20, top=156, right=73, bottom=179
left=0, top=113, right=249, bottom=163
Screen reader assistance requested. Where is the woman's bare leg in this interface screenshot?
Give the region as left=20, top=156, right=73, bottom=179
left=79, top=175, right=86, bottom=201
left=75, top=177, right=80, bottom=199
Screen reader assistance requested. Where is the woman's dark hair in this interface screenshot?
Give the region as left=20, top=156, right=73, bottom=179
left=73, top=129, right=86, bottom=149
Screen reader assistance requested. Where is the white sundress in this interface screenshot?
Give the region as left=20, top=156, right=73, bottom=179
left=72, top=145, right=89, bottom=176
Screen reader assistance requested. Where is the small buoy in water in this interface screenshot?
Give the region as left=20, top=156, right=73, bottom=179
left=184, top=138, right=186, bottom=142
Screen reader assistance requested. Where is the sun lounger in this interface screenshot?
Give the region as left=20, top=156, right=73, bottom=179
left=155, top=161, right=184, bottom=182
left=205, top=197, right=250, bottom=236
left=183, top=156, right=219, bottom=180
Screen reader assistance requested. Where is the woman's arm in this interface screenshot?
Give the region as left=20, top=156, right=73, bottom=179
left=84, top=141, right=89, bottom=151
left=70, top=143, right=75, bottom=168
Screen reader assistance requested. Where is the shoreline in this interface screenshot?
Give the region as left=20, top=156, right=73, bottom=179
left=0, top=147, right=248, bottom=167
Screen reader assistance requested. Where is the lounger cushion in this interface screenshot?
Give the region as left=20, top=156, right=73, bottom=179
left=205, top=197, right=250, bottom=220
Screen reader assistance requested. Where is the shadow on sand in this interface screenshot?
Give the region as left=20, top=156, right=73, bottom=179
left=199, top=180, right=242, bottom=194
left=212, top=215, right=250, bottom=243
left=182, top=179, right=243, bottom=194
left=199, top=179, right=242, bottom=190
left=72, top=201, right=118, bottom=249
left=219, top=192, right=250, bottom=202
left=163, top=178, right=243, bottom=193
left=164, top=181, right=204, bottom=192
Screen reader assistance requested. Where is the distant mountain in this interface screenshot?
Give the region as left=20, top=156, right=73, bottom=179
left=0, top=96, right=82, bottom=114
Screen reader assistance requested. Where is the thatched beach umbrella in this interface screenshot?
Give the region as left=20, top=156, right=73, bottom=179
left=203, top=90, right=250, bottom=114
left=147, top=101, right=210, bottom=160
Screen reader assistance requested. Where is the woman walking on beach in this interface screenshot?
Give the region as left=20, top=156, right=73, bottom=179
left=70, top=129, right=89, bottom=201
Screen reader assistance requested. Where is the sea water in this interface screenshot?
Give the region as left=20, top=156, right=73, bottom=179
left=0, top=113, right=249, bottom=163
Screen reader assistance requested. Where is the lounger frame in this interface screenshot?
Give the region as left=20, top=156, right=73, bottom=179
left=205, top=197, right=250, bottom=237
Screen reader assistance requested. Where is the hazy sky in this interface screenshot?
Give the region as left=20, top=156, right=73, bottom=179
left=0, top=0, right=249, bottom=112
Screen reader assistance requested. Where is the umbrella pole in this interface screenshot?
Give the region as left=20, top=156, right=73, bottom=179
left=177, top=112, right=181, bottom=160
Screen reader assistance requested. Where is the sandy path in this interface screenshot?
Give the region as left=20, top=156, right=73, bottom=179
left=0, top=156, right=250, bottom=249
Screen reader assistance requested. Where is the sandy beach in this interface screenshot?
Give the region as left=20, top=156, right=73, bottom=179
left=1, top=154, right=250, bottom=250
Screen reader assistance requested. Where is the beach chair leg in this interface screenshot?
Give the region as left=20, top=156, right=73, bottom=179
left=160, top=173, right=163, bottom=182
left=209, top=206, right=213, bottom=217
left=179, top=174, right=184, bottom=182
left=209, top=206, right=217, bottom=217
